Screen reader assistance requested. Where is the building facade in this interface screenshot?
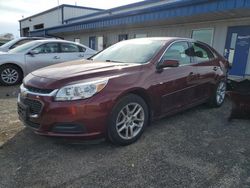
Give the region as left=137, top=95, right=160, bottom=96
left=19, top=4, right=103, bottom=37
left=19, top=0, right=250, bottom=78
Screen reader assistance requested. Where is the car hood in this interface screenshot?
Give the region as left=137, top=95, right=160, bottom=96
left=25, top=59, right=143, bottom=89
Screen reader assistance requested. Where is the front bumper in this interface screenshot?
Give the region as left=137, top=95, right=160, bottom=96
left=17, top=92, right=113, bottom=139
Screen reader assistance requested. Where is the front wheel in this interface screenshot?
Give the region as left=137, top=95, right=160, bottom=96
left=107, top=94, right=149, bottom=145
left=208, top=81, right=226, bottom=107
left=0, top=65, right=23, bottom=86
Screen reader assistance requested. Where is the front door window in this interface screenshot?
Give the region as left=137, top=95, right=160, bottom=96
left=33, top=43, right=59, bottom=54
left=161, top=41, right=191, bottom=65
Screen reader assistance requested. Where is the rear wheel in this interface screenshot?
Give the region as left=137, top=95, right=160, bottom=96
left=108, top=94, right=148, bottom=145
left=208, top=81, right=226, bottom=107
left=0, top=64, right=23, bottom=86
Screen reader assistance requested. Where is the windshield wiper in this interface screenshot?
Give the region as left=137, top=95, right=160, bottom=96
left=105, top=59, right=124, bottom=63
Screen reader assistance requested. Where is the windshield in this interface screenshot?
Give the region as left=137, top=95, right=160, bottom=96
left=0, top=38, right=20, bottom=49
left=9, top=41, right=41, bottom=53
left=92, top=39, right=166, bottom=64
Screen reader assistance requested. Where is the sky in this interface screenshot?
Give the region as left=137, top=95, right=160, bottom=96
left=0, top=0, right=144, bottom=38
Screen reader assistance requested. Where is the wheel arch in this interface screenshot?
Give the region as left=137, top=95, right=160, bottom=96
left=0, top=63, right=24, bottom=77
left=115, top=88, right=154, bottom=123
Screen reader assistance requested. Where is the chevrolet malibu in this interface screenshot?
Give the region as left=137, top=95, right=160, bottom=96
left=18, top=38, right=228, bottom=145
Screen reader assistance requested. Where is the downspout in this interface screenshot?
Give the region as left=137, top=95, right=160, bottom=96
left=61, top=5, right=64, bottom=24
left=19, top=21, right=22, bottom=37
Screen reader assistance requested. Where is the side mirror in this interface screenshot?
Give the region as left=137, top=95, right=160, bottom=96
left=28, top=50, right=39, bottom=56
left=158, top=60, right=179, bottom=70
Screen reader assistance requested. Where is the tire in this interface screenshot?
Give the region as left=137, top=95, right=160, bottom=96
left=208, top=80, right=226, bottom=108
left=107, top=94, right=149, bottom=146
left=0, top=64, right=23, bottom=86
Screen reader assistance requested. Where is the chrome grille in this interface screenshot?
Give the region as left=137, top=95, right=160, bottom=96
left=22, top=98, right=42, bottom=114
left=25, top=86, right=54, bottom=94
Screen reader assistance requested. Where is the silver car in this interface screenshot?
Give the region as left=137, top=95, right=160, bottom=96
left=0, top=39, right=97, bottom=86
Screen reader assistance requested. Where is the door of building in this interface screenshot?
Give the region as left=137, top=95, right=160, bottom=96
left=89, top=36, right=96, bottom=50
left=224, top=25, right=250, bottom=77
left=118, top=34, right=128, bottom=42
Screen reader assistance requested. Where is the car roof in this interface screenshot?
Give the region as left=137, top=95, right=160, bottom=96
left=38, top=39, right=60, bottom=42
left=19, top=37, right=45, bottom=40
left=37, top=39, right=81, bottom=44
left=126, top=37, right=212, bottom=48
left=129, top=37, right=196, bottom=42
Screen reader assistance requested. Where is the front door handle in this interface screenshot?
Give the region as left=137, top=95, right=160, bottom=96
left=53, top=56, right=60, bottom=59
left=78, top=54, right=84, bottom=57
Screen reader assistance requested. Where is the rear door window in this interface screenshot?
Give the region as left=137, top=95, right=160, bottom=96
left=60, top=43, right=80, bottom=53
left=191, top=42, right=215, bottom=63
left=78, top=45, right=86, bottom=52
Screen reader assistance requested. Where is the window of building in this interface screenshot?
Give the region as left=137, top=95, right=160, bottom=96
left=33, top=43, right=59, bottom=53
left=191, top=42, right=215, bottom=63
left=161, top=41, right=191, bottom=65
left=74, top=38, right=80, bottom=43
left=33, top=23, right=44, bottom=30
left=22, top=27, right=29, bottom=37
left=61, top=43, right=79, bottom=53
left=191, top=28, right=214, bottom=45
left=97, top=36, right=104, bottom=51
left=135, top=34, right=147, bottom=38
left=118, top=34, right=128, bottom=42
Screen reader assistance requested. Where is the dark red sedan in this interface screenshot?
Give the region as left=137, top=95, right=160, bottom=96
left=18, top=38, right=228, bottom=145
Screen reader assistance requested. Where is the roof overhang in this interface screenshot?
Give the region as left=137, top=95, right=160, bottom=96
left=30, top=0, right=250, bottom=36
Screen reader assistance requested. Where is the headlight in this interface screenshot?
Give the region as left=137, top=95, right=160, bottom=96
left=55, top=79, right=108, bottom=101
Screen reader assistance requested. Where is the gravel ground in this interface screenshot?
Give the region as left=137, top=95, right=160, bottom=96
left=0, top=85, right=22, bottom=146
left=0, top=86, right=250, bottom=188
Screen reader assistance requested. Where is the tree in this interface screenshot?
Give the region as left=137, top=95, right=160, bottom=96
left=0, top=33, right=14, bottom=40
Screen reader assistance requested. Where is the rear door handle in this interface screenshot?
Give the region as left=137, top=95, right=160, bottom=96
left=213, top=66, right=218, bottom=71
left=53, top=56, right=60, bottom=59
left=189, top=72, right=194, bottom=76
left=187, top=72, right=196, bottom=81
left=78, top=54, right=84, bottom=57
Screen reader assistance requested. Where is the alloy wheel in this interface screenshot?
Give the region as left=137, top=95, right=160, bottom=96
left=1, top=68, right=19, bottom=85
left=116, top=103, right=145, bottom=140
left=216, top=82, right=226, bottom=105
